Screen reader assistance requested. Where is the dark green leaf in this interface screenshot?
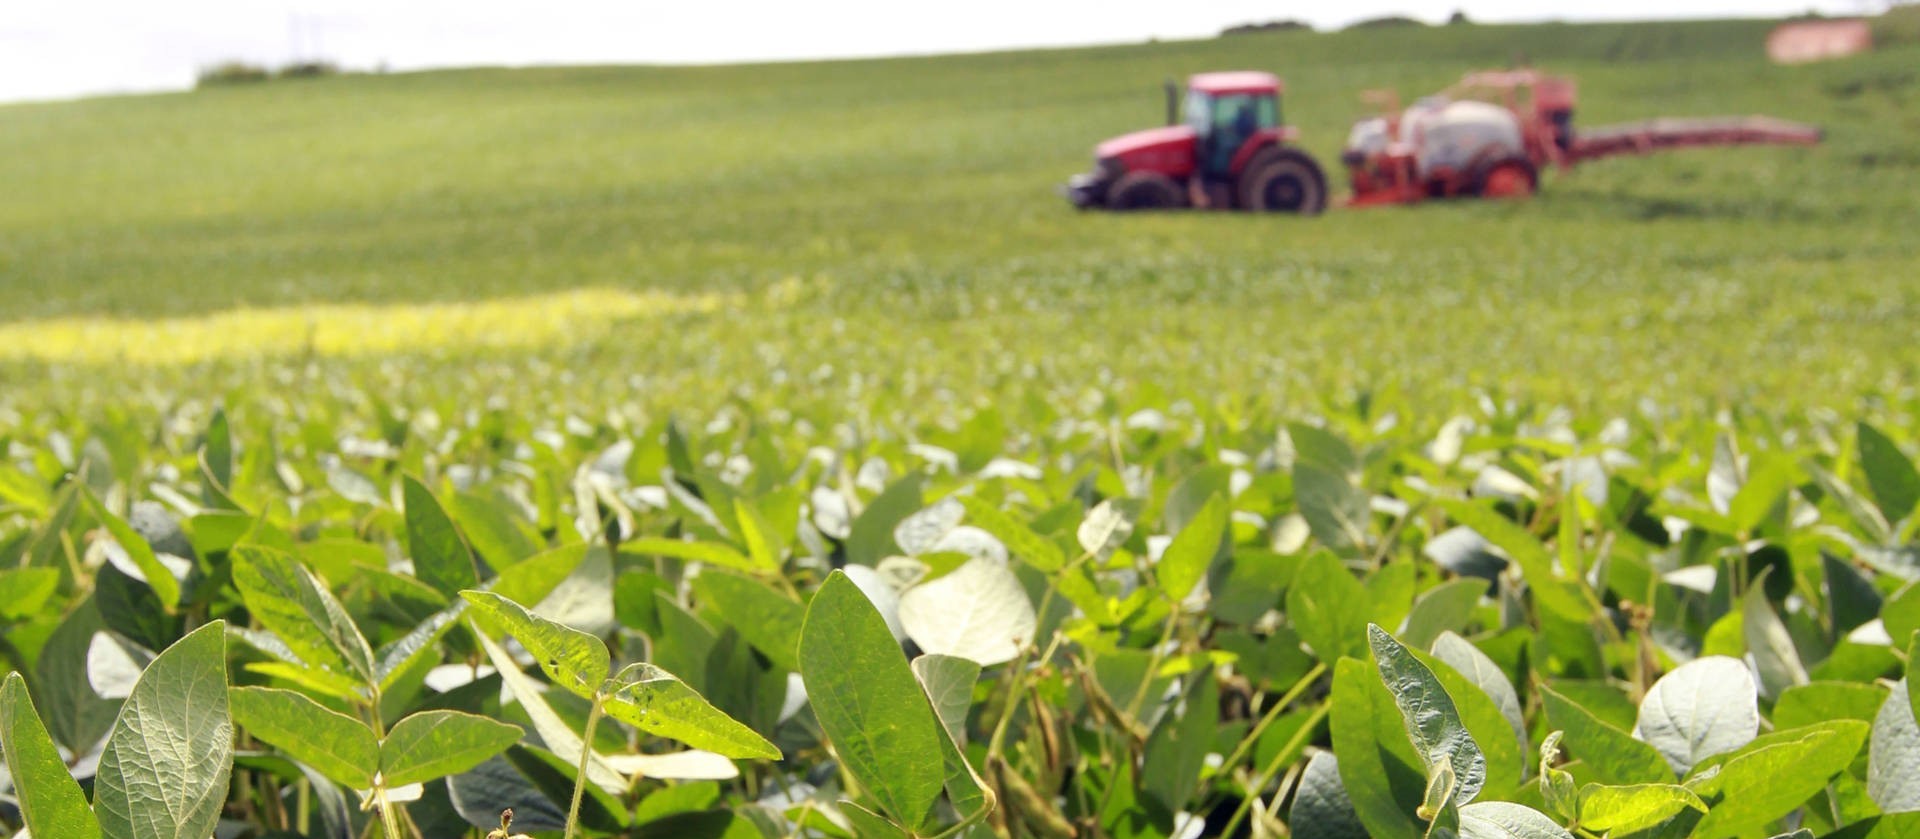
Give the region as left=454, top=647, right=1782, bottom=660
left=229, top=686, right=378, bottom=789
left=847, top=475, right=923, bottom=566
left=232, top=545, right=376, bottom=686
left=1289, top=551, right=1370, bottom=665
left=1291, top=751, right=1369, bottom=839
left=1538, top=685, right=1671, bottom=785
left=603, top=662, right=780, bottom=760
left=693, top=570, right=805, bottom=672
left=799, top=571, right=945, bottom=829
left=403, top=476, right=480, bottom=597
left=0, top=672, right=102, bottom=839
left=1859, top=422, right=1920, bottom=525
left=379, top=709, right=524, bottom=787
left=1157, top=493, right=1228, bottom=602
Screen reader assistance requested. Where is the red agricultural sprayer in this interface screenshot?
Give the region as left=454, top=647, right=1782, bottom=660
left=1339, top=69, right=1824, bottom=206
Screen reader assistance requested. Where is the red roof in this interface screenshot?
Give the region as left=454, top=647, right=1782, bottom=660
left=1189, top=71, right=1283, bottom=96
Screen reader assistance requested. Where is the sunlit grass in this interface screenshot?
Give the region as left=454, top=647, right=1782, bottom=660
left=0, top=288, right=733, bottom=366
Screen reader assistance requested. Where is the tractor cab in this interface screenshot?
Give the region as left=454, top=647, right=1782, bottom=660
left=1061, top=71, right=1327, bottom=214
left=1183, top=72, right=1285, bottom=178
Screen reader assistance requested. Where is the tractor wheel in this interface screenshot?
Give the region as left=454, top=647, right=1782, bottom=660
left=1473, top=157, right=1538, bottom=199
left=1236, top=147, right=1328, bottom=214
left=1107, top=172, right=1185, bottom=211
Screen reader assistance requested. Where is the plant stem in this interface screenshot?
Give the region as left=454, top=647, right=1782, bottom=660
left=1171, top=664, right=1325, bottom=839
left=1217, top=703, right=1331, bottom=839
left=565, top=695, right=606, bottom=839
left=1212, top=663, right=1327, bottom=779
left=375, top=787, right=404, bottom=839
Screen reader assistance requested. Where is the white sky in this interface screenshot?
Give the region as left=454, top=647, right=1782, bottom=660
left=0, top=1, right=1880, bottom=104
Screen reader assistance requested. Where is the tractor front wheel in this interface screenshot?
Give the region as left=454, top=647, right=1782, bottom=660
left=1107, top=172, right=1185, bottom=211
left=1473, top=158, right=1538, bottom=199
left=1236, top=148, right=1328, bottom=215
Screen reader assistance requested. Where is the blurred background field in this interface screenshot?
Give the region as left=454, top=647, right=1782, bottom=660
left=2, top=17, right=1916, bottom=423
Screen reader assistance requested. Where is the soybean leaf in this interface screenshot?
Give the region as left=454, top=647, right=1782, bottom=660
left=1412, top=643, right=1524, bottom=794
left=1634, top=656, right=1759, bottom=775
left=1077, top=497, right=1138, bottom=560
left=799, top=571, right=945, bottom=829
left=912, top=654, right=991, bottom=818
left=379, top=709, right=524, bottom=787
left=1142, top=671, right=1219, bottom=815
left=841, top=801, right=913, bottom=839
left=1744, top=570, right=1808, bottom=699
left=228, top=686, right=378, bottom=789
left=1290, top=551, right=1370, bottom=664
left=1295, top=464, right=1370, bottom=553
left=1884, top=584, right=1920, bottom=650
left=1539, top=685, right=1672, bottom=785
left=1773, top=681, right=1889, bottom=731
left=448, top=489, right=543, bottom=569
left=1438, top=500, right=1588, bottom=624
left=1330, top=657, right=1427, bottom=839
left=603, top=662, right=780, bottom=760
left=1860, top=422, right=1920, bottom=525
left=896, top=556, right=1036, bottom=667
left=1157, top=493, right=1228, bottom=602
left=202, top=407, right=232, bottom=493
left=0, top=567, right=60, bottom=621
left=1457, top=801, right=1575, bottom=839
left=1687, top=720, right=1871, bottom=839
left=1290, top=423, right=1360, bottom=475
left=621, top=537, right=761, bottom=574
left=1868, top=680, right=1920, bottom=813
left=1402, top=580, right=1488, bottom=650
left=461, top=590, right=610, bottom=699
left=847, top=475, right=924, bottom=566
left=1433, top=632, right=1525, bottom=749
left=231, top=545, right=376, bottom=686
left=374, top=598, right=467, bottom=691
left=693, top=570, right=805, bottom=672
left=1577, top=783, right=1706, bottom=834
left=489, top=544, right=589, bottom=610
left=1291, top=751, right=1369, bottom=839
left=95, top=622, right=233, bottom=839
left=1369, top=625, right=1486, bottom=805
left=81, top=488, right=180, bottom=609
left=1538, top=732, right=1578, bottom=821
left=473, top=629, right=625, bottom=794
left=0, top=672, right=102, bottom=839
left=956, top=495, right=1063, bottom=572
left=403, top=476, right=480, bottom=598
left=1423, top=526, right=1508, bottom=582
left=37, top=598, right=125, bottom=754
left=911, top=654, right=981, bottom=747
left=731, top=497, right=781, bottom=571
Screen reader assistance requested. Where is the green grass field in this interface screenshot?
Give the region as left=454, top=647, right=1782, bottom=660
left=3, top=18, right=1917, bottom=425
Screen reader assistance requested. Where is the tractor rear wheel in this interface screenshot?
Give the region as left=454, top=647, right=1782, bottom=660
left=1473, top=158, right=1538, bottom=199
left=1236, top=147, right=1328, bottom=214
left=1107, top=172, right=1185, bottom=211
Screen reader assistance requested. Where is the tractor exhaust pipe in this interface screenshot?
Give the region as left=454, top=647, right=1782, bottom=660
left=1165, top=78, right=1178, bottom=126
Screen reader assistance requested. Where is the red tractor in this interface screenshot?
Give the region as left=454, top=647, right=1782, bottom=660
left=1062, top=71, right=1329, bottom=214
